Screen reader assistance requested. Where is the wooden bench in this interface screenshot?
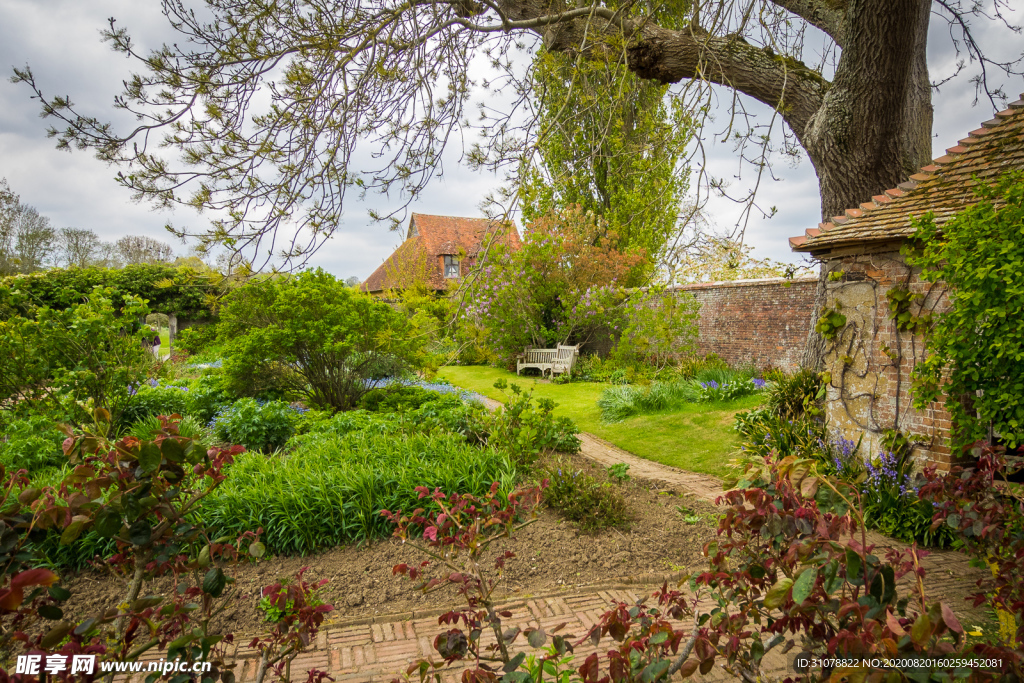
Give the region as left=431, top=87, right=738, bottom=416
left=516, top=347, right=556, bottom=376
left=516, top=344, right=579, bottom=377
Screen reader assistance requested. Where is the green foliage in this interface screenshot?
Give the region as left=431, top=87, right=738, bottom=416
left=358, top=385, right=440, bottom=413
left=906, top=171, right=1024, bottom=449
left=606, top=462, right=630, bottom=483
left=538, top=458, right=633, bottom=532
left=203, top=428, right=516, bottom=554
left=174, top=324, right=218, bottom=355
left=0, top=415, right=66, bottom=471
left=761, top=368, right=823, bottom=419
left=861, top=449, right=955, bottom=548
left=210, top=398, right=298, bottom=453
left=219, top=269, right=424, bottom=410
left=0, top=263, right=214, bottom=319
left=489, top=380, right=581, bottom=463
left=885, top=286, right=931, bottom=334
left=597, top=367, right=761, bottom=422
left=182, top=373, right=235, bottom=424
left=814, top=304, right=846, bottom=340
left=127, top=414, right=208, bottom=446
left=520, top=46, right=692, bottom=278
left=610, top=288, right=701, bottom=370
left=120, top=383, right=189, bottom=427
left=0, top=285, right=153, bottom=426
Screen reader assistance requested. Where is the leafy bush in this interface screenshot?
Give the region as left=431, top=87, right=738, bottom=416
left=174, top=323, right=218, bottom=355
left=489, top=380, right=581, bottom=463
left=0, top=285, right=153, bottom=426
left=460, top=207, right=645, bottom=366
left=862, top=449, right=955, bottom=548
left=203, top=429, right=516, bottom=554
left=539, top=459, right=632, bottom=531
left=219, top=269, right=425, bottom=410
left=120, top=382, right=190, bottom=426
left=762, top=367, right=822, bottom=419
left=210, top=398, right=298, bottom=452
left=182, top=372, right=236, bottom=423
left=0, top=415, right=66, bottom=471
left=358, top=385, right=441, bottom=412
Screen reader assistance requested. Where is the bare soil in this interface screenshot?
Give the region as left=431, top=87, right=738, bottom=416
left=58, top=453, right=720, bottom=637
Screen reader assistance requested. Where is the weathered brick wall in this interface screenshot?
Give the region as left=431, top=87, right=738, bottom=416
left=672, top=276, right=819, bottom=373
left=580, top=277, right=819, bottom=371
left=820, top=249, right=956, bottom=470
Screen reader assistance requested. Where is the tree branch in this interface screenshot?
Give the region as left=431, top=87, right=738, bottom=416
left=771, top=0, right=847, bottom=46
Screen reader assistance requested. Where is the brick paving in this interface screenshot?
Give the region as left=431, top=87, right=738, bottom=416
left=213, top=587, right=788, bottom=683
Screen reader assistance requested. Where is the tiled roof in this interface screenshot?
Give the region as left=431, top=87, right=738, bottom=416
left=362, top=214, right=521, bottom=293
left=790, top=93, right=1024, bottom=257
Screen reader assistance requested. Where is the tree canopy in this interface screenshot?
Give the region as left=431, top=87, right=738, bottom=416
left=14, top=0, right=1022, bottom=265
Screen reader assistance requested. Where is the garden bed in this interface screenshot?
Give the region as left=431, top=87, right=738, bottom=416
left=56, top=453, right=719, bottom=637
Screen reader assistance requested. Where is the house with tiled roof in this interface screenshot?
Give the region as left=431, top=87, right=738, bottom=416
left=361, top=214, right=521, bottom=294
left=789, top=93, right=1024, bottom=470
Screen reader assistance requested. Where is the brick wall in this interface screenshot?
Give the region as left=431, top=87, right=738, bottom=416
left=672, top=276, right=819, bottom=372
left=579, top=277, right=819, bottom=372
left=820, top=249, right=957, bottom=470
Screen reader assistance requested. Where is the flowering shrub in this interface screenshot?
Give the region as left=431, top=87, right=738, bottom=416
left=460, top=206, right=645, bottom=366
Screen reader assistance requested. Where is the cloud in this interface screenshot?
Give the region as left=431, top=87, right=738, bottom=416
left=1, top=0, right=1021, bottom=278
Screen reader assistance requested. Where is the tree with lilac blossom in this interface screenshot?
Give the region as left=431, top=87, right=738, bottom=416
left=460, top=206, right=645, bottom=366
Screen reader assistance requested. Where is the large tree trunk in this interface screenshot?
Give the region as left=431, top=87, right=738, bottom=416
left=801, top=0, right=933, bottom=221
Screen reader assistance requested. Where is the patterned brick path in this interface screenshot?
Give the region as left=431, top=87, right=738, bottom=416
left=218, top=587, right=789, bottom=683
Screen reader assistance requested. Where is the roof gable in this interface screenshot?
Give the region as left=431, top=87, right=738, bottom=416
left=362, top=214, right=521, bottom=293
left=791, top=93, right=1024, bottom=257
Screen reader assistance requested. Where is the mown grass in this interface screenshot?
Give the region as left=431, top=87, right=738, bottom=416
left=438, top=366, right=761, bottom=478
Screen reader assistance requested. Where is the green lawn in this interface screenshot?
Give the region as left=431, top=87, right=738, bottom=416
left=438, top=366, right=761, bottom=478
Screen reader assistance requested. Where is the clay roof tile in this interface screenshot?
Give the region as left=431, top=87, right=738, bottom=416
left=790, top=101, right=1024, bottom=256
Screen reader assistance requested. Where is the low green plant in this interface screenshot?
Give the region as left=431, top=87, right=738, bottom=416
left=210, top=398, right=298, bottom=452
left=0, top=415, right=66, bottom=472
left=762, top=367, right=823, bottom=419
left=183, top=372, right=236, bottom=423
left=539, top=459, right=632, bottom=532
left=120, top=382, right=189, bottom=427
left=203, top=427, right=516, bottom=554
left=489, top=380, right=581, bottom=463
left=358, top=385, right=440, bottom=412
left=597, top=380, right=700, bottom=422
left=607, top=462, right=630, bottom=483
left=128, top=414, right=209, bottom=447
left=862, top=449, right=956, bottom=548
left=174, top=323, right=219, bottom=355
left=696, top=376, right=766, bottom=403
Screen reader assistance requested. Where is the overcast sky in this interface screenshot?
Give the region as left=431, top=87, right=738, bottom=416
left=1, top=1, right=1022, bottom=280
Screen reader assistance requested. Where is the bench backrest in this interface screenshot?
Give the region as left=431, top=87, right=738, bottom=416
left=525, top=349, right=556, bottom=363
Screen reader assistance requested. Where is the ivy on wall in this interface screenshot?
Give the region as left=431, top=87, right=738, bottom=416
left=907, top=171, right=1024, bottom=449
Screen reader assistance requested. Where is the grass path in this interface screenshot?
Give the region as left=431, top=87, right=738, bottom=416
left=437, top=366, right=761, bottom=479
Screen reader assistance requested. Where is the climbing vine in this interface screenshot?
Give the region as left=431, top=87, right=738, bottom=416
left=906, top=171, right=1024, bottom=450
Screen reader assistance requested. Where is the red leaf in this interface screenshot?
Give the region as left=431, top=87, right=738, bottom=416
left=423, top=526, right=438, bottom=542
left=940, top=603, right=963, bottom=634
left=11, top=569, right=58, bottom=590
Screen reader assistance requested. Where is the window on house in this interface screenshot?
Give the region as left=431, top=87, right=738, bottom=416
left=443, top=255, right=460, bottom=278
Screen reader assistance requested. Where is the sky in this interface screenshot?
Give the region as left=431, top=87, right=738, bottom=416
left=1, top=0, right=1022, bottom=281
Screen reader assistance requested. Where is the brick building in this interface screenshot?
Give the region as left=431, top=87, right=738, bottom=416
left=790, top=94, right=1024, bottom=469
left=362, top=214, right=520, bottom=294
